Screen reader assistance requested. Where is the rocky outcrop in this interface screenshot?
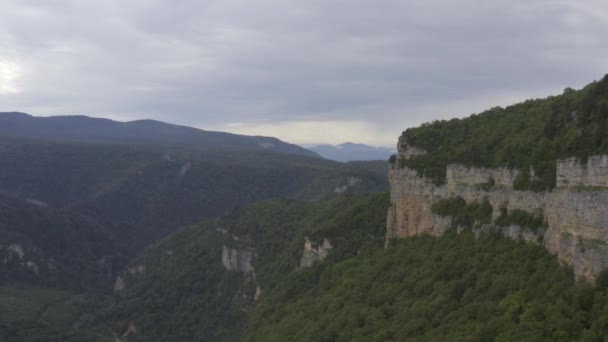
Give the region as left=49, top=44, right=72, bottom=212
left=113, top=263, right=145, bottom=292
left=446, top=164, right=518, bottom=189
left=387, top=142, right=608, bottom=281
left=397, top=135, right=427, bottom=159
left=220, top=234, right=261, bottom=308
left=333, top=176, right=363, bottom=193
left=557, top=155, right=608, bottom=188
left=300, top=238, right=333, bottom=267
left=222, top=245, right=256, bottom=277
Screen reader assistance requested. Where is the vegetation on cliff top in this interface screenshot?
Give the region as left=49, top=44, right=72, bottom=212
left=398, top=75, right=608, bottom=190
left=431, top=196, right=493, bottom=228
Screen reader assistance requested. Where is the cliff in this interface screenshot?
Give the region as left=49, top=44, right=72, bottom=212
left=387, top=142, right=608, bottom=281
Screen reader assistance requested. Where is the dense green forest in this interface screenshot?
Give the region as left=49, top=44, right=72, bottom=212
left=394, top=75, right=608, bottom=190
left=246, top=231, right=608, bottom=341
left=6, top=189, right=607, bottom=342
left=0, top=114, right=389, bottom=341
left=0, top=135, right=387, bottom=258
left=0, top=195, right=121, bottom=291
left=0, top=286, right=109, bottom=341
left=104, top=192, right=389, bottom=341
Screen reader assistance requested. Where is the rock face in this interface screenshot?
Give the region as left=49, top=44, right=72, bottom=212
left=300, top=238, right=333, bottom=267
left=387, top=142, right=608, bottom=281
left=222, top=245, right=256, bottom=277
left=333, top=176, right=363, bottom=193
left=113, top=263, right=145, bottom=292
left=557, top=155, right=608, bottom=188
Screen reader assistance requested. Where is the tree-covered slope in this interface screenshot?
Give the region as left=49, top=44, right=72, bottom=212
left=0, top=195, right=121, bottom=291
left=0, top=112, right=319, bottom=158
left=104, top=192, right=389, bottom=341
left=0, top=136, right=387, bottom=253
left=246, top=231, right=608, bottom=342
left=0, top=286, right=109, bottom=342
left=395, top=75, right=608, bottom=190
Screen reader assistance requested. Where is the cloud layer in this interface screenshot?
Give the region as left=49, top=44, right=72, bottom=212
left=2, top=0, right=608, bottom=145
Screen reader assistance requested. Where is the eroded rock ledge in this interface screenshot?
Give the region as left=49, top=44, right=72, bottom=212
left=387, top=146, right=608, bottom=281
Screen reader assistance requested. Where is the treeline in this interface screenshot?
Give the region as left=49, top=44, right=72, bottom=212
left=395, top=75, right=608, bottom=190
left=246, top=231, right=608, bottom=341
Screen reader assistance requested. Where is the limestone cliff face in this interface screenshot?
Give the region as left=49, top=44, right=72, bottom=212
left=300, top=238, right=332, bottom=267
left=557, top=155, right=608, bottom=188
left=222, top=245, right=256, bottom=277
left=387, top=142, right=608, bottom=281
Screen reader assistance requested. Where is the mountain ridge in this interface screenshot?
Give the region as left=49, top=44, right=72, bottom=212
left=310, top=142, right=395, bottom=162
left=0, top=112, right=320, bottom=158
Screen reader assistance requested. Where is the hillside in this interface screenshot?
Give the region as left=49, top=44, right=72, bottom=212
left=246, top=232, right=608, bottom=341
left=104, top=192, right=389, bottom=341
left=394, top=75, right=608, bottom=190
left=0, top=195, right=120, bottom=291
left=387, top=75, right=608, bottom=281
left=0, top=112, right=319, bottom=158
left=0, top=136, right=387, bottom=255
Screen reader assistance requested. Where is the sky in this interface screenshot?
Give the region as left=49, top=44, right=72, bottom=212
left=1, top=1, right=607, bottom=147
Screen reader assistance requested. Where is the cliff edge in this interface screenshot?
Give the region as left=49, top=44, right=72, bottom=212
left=387, top=139, right=608, bottom=282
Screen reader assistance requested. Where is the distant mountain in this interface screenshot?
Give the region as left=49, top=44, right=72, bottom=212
left=0, top=112, right=390, bottom=340
left=0, top=135, right=388, bottom=260
left=0, top=112, right=319, bottom=158
left=310, top=142, right=395, bottom=162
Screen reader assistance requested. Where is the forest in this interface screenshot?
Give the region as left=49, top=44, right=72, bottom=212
left=393, top=75, right=608, bottom=190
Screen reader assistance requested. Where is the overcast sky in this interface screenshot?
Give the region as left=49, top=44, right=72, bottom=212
left=1, top=1, right=607, bottom=146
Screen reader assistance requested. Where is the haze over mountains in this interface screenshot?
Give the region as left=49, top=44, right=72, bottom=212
left=0, top=112, right=320, bottom=158
left=0, top=112, right=388, bottom=286
left=310, top=142, right=395, bottom=162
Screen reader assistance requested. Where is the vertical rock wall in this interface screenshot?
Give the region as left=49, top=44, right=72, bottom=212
left=387, top=145, right=608, bottom=281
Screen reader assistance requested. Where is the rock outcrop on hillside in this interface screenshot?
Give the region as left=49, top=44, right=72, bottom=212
left=387, top=140, right=608, bottom=281
left=300, top=238, right=333, bottom=267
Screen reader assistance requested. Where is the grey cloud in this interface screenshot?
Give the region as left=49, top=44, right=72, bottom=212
left=1, top=0, right=608, bottom=144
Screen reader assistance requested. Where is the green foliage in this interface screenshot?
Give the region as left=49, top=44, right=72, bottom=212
left=0, top=195, right=121, bottom=291
left=0, top=286, right=111, bottom=341
left=495, top=209, right=547, bottom=233
left=432, top=196, right=493, bottom=227
left=105, top=192, right=389, bottom=341
left=0, top=136, right=389, bottom=338
left=245, top=232, right=608, bottom=341
left=0, top=136, right=387, bottom=286
left=597, top=269, right=608, bottom=290
left=400, top=75, right=608, bottom=189
left=0, top=136, right=388, bottom=253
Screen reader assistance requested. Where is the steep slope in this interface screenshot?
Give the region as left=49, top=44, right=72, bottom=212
left=105, top=192, right=388, bottom=341
left=0, top=195, right=120, bottom=291
left=311, top=142, right=395, bottom=162
left=0, top=136, right=387, bottom=253
left=387, top=75, right=608, bottom=280
left=245, top=232, right=608, bottom=341
left=0, top=112, right=319, bottom=158
left=0, top=286, right=109, bottom=341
